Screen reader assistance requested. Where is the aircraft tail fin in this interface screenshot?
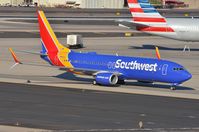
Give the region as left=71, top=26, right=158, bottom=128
left=128, top=0, right=166, bottom=24
left=37, top=11, right=70, bottom=53
left=155, top=46, right=161, bottom=60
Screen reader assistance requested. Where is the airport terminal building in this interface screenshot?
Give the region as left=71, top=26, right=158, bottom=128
left=0, top=0, right=199, bottom=9
left=0, top=0, right=124, bottom=8
left=32, top=0, right=124, bottom=8
left=184, top=0, right=199, bottom=8
left=0, top=0, right=24, bottom=6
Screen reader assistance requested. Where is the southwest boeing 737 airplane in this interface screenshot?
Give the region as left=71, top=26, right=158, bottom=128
left=9, top=11, right=192, bottom=90
left=119, top=0, right=199, bottom=42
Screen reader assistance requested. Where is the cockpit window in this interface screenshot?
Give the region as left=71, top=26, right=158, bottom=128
left=173, top=67, right=184, bottom=71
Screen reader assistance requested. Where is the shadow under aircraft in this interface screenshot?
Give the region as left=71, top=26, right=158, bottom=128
left=129, top=44, right=199, bottom=51
left=55, top=71, right=194, bottom=91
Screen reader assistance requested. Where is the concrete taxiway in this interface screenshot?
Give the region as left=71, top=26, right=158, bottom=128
left=0, top=10, right=199, bottom=130
left=0, top=7, right=199, bottom=17
left=0, top=37, right=199, bottom=99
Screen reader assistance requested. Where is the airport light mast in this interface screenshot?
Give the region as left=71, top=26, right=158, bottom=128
left=162, top=0, right=166, bottom=7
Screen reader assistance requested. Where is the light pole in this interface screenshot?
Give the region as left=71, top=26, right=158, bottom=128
left=162, top=0, right=165, bottom=6
left=162, top=0, right=165, bottom=8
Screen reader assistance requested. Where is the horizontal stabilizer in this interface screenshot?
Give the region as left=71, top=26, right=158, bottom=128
left=117, top=20, right=147, bottom=30
left=14, top=50, right=47, bottom=56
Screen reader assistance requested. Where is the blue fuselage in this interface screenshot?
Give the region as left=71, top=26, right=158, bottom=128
left=66, top=51, right=191, bottom=85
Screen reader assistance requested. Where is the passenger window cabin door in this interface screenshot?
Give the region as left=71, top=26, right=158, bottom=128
left=162, top=64, right=168, bottom=75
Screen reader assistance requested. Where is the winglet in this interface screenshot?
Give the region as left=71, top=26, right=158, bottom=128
left=9, top=48, right=22, bottom=64
left=155, top=47, right=161, bottom=60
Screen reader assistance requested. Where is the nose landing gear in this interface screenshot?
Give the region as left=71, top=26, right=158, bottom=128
left=170, top=86, right=176, bottom=90
left=170, top=83, right=179, bottom=90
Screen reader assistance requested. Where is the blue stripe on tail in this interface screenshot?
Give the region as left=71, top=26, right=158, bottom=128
left=40, top=40, right=53, bottom=65
left=41, top=40, right=47, bottom=54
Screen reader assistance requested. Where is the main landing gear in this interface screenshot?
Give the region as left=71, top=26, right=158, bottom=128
left=117, top=80, right=125, bottom=85
left=93, top=80, right=125, bottom=86
left=93, top=80, right=97, bottom=85
left=170, top=83, right=179, bottom=90
left=170, top=86, right=176, bottom=90
left=183, top=45, right=190, bottom=52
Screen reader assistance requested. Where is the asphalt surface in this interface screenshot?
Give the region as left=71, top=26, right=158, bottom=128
left=0, top=19, right=142, bottom=38
left=0, top=32, right=135, bottom=38
left=1, top=36, right=199, bottom=100
left=0, top=8, right=199, bottom=131
left=0, top=82, right=198, bottom=131
left=0, top=7, right=199, bottom=17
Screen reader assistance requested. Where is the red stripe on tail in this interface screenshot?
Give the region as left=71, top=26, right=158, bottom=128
left=128, top=0, right=138, bottom=3
left=129, top=8, right=143, bottom=13
left=37, top=11, right=58, bottom=53
left=133, top=17, right=166, bottom=23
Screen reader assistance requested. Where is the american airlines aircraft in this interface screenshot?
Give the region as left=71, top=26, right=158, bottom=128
left=119, top=0, right=199, bottom=42
left=9, top=11, right=192, bottom=90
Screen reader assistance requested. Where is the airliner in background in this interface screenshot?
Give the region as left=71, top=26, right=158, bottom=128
left=119, top=0, right=199, bottom=43
left=9, top=11, right=192, bottom=90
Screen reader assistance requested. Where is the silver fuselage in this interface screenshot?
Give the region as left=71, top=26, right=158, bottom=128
left=147, top=18, right=199, bottom=42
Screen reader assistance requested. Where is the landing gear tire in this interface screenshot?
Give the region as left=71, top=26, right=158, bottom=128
left=170, top=86, right=176, bottom=90
left=93, top=80, right=97, bottom=85
left=117, top=80, right=125, bottom=85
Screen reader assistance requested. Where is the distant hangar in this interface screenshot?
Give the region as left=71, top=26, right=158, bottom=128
left=34, top=0, right=124, bottom=8
left=1, top=0, right=199, bottom=9
left=183, top=0, right=199, bottom=8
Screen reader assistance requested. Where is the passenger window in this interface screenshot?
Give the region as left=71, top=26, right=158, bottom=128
left=173, top=67, right=184, bottom=71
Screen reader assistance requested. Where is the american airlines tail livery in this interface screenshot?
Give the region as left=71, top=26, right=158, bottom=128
left=121, top=0, right=199, bottom=42
left=9, top=11, right=192, bottom=90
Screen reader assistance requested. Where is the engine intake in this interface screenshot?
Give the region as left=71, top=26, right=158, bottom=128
left=95, top=73, right=118, bottom=86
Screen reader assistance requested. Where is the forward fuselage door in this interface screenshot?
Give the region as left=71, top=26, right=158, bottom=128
left=162, top=64, right=168, bottom=75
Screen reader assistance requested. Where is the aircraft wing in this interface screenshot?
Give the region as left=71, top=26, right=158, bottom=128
left=10, top=60, right=122, bottom=76
left=9, top=48, right=122, bottom=76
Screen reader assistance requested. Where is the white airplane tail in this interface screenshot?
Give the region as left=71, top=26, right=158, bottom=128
left=128, top=0, right=166, bottom=24
left=127, top=0, right=174, bottom=33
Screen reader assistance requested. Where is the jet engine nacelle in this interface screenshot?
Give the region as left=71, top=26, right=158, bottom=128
left=95, top=73, right=118, bottom=86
